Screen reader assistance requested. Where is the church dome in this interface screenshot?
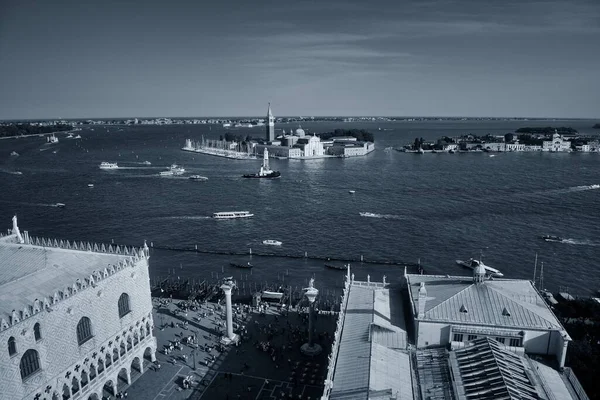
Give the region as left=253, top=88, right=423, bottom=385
left=295, top=126, right=305, bottom=137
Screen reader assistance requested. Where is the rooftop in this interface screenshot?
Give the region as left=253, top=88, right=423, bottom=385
left=0, top=228, right=144, bottom=329
left=406, top=274, right=568, bottom=336
left=330, top=282, right=412, bottom=400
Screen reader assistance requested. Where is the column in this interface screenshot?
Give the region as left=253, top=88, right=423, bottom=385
left=308, top=297, right=315, bottom=347
left=301, top=280, right=322, bottom=356
left=223, top=285, right=234, bottom=339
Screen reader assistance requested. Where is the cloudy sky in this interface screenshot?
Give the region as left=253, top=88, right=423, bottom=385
left=1, top=0, right=599, bottom=119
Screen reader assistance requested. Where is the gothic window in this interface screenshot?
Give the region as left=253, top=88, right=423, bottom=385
left=20, top=349, right=41, bottom=380
left=8, top=336, right=17, bottom=356
left=34, top=323, right=42, bottom=341
left=118, top=293, right=131, bottom=318
left=77, top=317, right=93, bottom=345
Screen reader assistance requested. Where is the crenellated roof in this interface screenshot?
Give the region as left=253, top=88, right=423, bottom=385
left=0, top=230, right=148, bottom=332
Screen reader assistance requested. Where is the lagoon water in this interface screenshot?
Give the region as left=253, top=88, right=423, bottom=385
left=1, top=119, right=599, bottom=295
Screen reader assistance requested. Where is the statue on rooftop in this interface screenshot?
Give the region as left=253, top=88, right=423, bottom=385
left=12, top=215, right=24, bottom=244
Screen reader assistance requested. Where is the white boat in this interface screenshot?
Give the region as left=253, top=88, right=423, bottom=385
left=88, top=184, right=94, bottom=188
left=66, top=133, right=74, bottom=138
left=359, top=212, right=379, bottom=218
left=142, top=161, right=152, bottom=165
left=10, top=151, right=19, bottom=156
left=189, top=175, right=208, bottom=181
left=263, top=239, right=282, bottom=246
left=47, top=134, right=58, bottom=144
left=54, top=203, right=66, bottom=208
left=159, top=164, right=185, bottom=176
left=456, top=258, right=504, bottom=277
left=159, top=170, right=173, bottom=176
left=99, top=162, right=118, bottom=169
left=348, top=190, right=356, bottom=194
left=261, top=290, right=284, bottom=300
left=74, top=135, right=82, bottom=139
left=213, top=211, right=254, bottom=219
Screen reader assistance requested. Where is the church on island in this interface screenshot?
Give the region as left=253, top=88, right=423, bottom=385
left=0, top=216, right=156, bottom=400
left=254, top=103, right=375, bottom=159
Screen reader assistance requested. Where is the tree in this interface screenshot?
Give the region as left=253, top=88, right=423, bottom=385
left=504, top=133, right=514, bottom=143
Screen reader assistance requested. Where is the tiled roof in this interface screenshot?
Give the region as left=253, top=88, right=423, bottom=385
left=407, top=275, right=566, bottom=333
left=330, top=283, right=413, bottom=400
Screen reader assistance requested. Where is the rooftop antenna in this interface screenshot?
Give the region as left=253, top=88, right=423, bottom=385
left=539, top=261, right=544, bottom=291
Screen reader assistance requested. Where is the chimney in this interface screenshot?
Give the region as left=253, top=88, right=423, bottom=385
left=417, top=282, right=427, bottom=319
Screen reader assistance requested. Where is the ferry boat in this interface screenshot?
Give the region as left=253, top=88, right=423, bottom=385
left=262, top=239, right=282, bottom=246
left=213, top=211, right=254, bottom=219
left=189, top=175, right=208, bottom=181
left=99, top=162, right=118, bottom=169
left=456, top=258, right=504, bottom=277
left=243, top=149, right=281, bottom=179
left=159, top=164, right=185, bottom=176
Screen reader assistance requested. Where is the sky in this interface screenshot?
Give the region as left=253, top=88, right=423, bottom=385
left=0, top=0, right=599, bottom=119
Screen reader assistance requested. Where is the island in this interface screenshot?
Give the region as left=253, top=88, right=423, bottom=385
left=399, top=127, right=600, bottom=153
left=0, top=122, right=74, bottom=139
left=593, top=123, right=600, bottom=129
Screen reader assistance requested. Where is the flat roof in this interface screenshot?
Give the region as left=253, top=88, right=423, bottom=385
left=0, top=233, right=133, bottom=324
left=406, top=274, right=568, bottom=336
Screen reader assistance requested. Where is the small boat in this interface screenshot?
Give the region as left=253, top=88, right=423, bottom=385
left=359, top=212, right=379, bottom=218
left=54, top=203, right=66, bottom=208
left=47, top=134, right=58, bottom=144
left=541, top=235, right=563, bottom=242
left=243, top=149, right=281, bottom=178
left=74, top=135, right=82, bottom=139
left=325, top=263, right=347, bottom=271
left=159, top=170, right=173, bottom=176
left=263, top=239, right=282, bottom=246
left=456, top=258, right=504, bottom=277
left=10, top=151, right=19, bottom=156
left=159, top=164, right=185, bottom=176
left=142, top=161, right=151, bottom=165
left=230, top=262, right=253, bottom=269
left=87, top=184, right=94, bottom=188
left=189, top=175, right=208, bottom=181
left=66, top=133, right=74, bottom=138
left=99, top=162, right=118, bottom=170
left=261, top=290, right=284, bottom=300
left=348, top=190, right=356, bottom=194
left=213, top=211, right=254, bottom=219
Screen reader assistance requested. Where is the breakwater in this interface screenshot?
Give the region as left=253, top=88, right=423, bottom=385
left=116, top=241, right=427, bottom=269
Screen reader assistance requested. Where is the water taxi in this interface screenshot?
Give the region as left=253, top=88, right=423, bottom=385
left=262, top=239, right=282, bottom=246
left=99, top=162, right=118, bottom=169
left=213, top=211, right=254, bottom=219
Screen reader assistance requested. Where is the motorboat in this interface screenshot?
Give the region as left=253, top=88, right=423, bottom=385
left=243, top=148, right=281, bottom=178
left=189, top=175, right=208, bottom=181
left=74, top=135, right=82, bottom=139
left=10, top=151, right=19, bottom=156
left=456, top=258, right=504, bottom=277
left=99, top=162, right=118, bottom=169
left=348, top=190, right=356, bottom=194
left=142, top=161, right=152, bottom=165
left=261, top=290, right=284, bottom=300
left=213, top=211, right=254, bottom=219
left=87, top=184, right=94, bottom=188
left=541, top=235, right=563, bottom=242
left=66, top=133, right=74, bottom=138
left=263, top=239, right=282, bottom=246
left=230, top=262, right=253, bottom=269
left=54, top=203, right=66, bottom=208
left=325, top=263, right=347, bottom=271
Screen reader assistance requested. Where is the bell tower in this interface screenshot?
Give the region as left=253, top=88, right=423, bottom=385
left=266, top=103, right=275, bottom=142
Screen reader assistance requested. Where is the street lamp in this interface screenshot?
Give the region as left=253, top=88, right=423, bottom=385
left=301, top=278, right=322, bottom=356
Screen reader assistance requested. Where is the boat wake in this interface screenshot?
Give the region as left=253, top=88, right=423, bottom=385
left=559, top=238, right=600, bottom=247
left=359, top=212, right=404, bottom=220
left=545, top=184, right=600, bottom=196
left=158, top=216, right=212, bottom=220
left=0, top=169, right=23, bottom=175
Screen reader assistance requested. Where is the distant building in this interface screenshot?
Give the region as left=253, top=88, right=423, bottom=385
left=266, top=103, right=275, bottom=142
left=542, top=130, right=571, bottom=152
left=0, top=216, right=156, bottom=400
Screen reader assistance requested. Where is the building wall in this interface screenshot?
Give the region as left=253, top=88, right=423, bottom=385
left=0, top=257, right=156, bottom=400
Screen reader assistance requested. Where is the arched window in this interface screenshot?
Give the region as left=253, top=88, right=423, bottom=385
left=34, top=323, right=42, bottom=341
left=8, top=336, right=17, bottom=356
left=77, top=317, right=93, bottom=345
left=20, top=349, right=40, bottom=380
left=118, top=293, right=130, bottom=318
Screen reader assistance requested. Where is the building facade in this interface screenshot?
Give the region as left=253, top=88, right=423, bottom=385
left=0, top=217, right=156, bottom=400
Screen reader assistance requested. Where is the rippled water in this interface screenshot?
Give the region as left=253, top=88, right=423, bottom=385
left=1, top=120, right=599, bottom=294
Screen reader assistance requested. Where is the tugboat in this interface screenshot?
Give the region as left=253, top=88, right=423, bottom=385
left=243, top=149, right=280, bottom=179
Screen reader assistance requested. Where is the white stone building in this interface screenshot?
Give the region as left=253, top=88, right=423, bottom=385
left=542, top=131, right=572, bottom=152
left=0, top=217, right=156, bottom=400
left=405, top=267, right=572, bottom=368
